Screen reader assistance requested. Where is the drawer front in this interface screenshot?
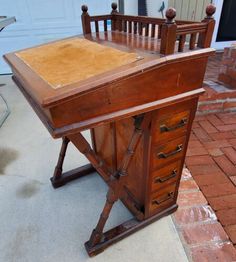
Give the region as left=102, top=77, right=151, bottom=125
left=149, top=183, right=177, bottom=214
left=153, top=109, right=190, bottom=144
left=151, top=136, right=186, bottom=170
left=151, top=161, right=182, bottom=193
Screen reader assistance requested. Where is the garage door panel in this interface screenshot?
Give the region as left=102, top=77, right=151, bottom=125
left=28, top=0, right=72, bottom=24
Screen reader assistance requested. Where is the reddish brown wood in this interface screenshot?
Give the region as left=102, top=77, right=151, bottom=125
left=151, top=24, right=155, bottom=38
left=111, top=2, right=118, bottom=30
left=190, top=33, right=197, bottom=50
left=104, top=20, right=107, bottom=31
left=145, top=23, right=149, bottom=36
left=160, top=8, right=177, bottom=55
left=81, top=5, right=91, bottom=35
left=51, top=136, right=69, bottom=183
left=95, top=21, right=99, bottom=33
left=50, top=164, right=95, bottom=188
left=197, top=4, right=216, bottom=48
left=178, top=34, right=186, bottom=52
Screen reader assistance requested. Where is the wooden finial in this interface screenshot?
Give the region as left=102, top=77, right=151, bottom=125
left=81, top=5, right=88, bottom=13
left=165, top=7, right=176, bottom=24
left=111, top=2, right=118, bottom=14
left=205, top=4, right=216, bottom=19
left=81, top=5, right=91, bottom=35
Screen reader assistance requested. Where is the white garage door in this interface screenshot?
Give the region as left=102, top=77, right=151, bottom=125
left=0, top=0, right=113, bottom=74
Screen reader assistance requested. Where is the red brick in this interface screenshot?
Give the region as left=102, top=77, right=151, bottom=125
left=204, top=140, right=231, bottom=149
left=214, top=155, right=236, bottom=176
left=216, top=208, right=236, bottom=226
left=201, top=183, right=236, bottom=198
left=222, top=58, right=234, bottom=66
left=186, top=146, right=208, bottom=157
left=214, top=91, right=236, bottom=100
left=185, top=155, right=214, bottom=166
left=193, top=127, right=212, bottom=142
left=216, top=124, right=236, bottom=132
left=219, top=73, right=232, bottom=85
left=223, top=47, right=230, bottom=56
left=194, top=115, right=207, bottom=121
left=199, top=86, right=218, bottom=101
left=192, top=122, right=200, bottom=128
left=198, top=102, right=223, bottom=112
left=174, top=205, right=216, bottom=225
left=218, top=113, right=236, bottom=124
left=188, top=140, right=203, bottom=148
left=188, top=164, right=223, bottom=176
left=210, top=131, right=235, bottom=140
left=191, top=243, right=236, bottom=262
left=230, top=176, right=236, bottom=186
left=190, top=132, right=198, bottom=141
left=221, top=147, right=236, bottom=165
left=179, top=179, right=199, bottom=192
left=223, top=101, right=236, bottom=110
left=221, top=58, right=234, bottom=66
left=230, top=79, right=236, bottom=89
left=207, top=148, right=224, bottom=157
left=193, top=172, right=229, bottom=186
left=208, top=194, right=236, bottom=210
left=225, top=225, right=236, bottom=244
left=199, top=120, right=218, bottom=134
left=182, top=222, right=228, bottom=244
left=177, top=191, right=207, bottom=207
left=227, top=68, right=236, bottom=80
left=206, top=114, right=224, bottom=126
left=230, top=48, right=236, bottom=59
left=229, top=138, right=236, bottom=148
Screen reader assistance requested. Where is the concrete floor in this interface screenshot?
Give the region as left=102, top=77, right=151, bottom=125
left=0, top=75, right=189, bottom=262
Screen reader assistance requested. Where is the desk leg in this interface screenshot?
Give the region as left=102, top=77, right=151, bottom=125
left=83, top=113, right=152, bottom=256
left=50, top=136, right=96, bottom=188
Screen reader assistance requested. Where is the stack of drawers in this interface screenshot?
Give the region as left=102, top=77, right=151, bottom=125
left=147, top=98, right=197, bottom=217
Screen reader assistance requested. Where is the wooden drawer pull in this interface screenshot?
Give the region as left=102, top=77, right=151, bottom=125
left=158, top=144, right=182, bottom=159
left=152, top=192, right=174, bottom=205
left=160, top=118, right=188, bottom=133
left=154, top=170, right=177, bottom=183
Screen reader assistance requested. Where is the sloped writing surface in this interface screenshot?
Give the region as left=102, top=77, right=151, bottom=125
left=16, top=37, right=139, bottom=89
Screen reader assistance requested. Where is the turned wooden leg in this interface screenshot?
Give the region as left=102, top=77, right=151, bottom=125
left=87, top=115, right=148, bottom=248
left=53, top=137, right=69, bottom=180
left=88, top=189, right=117, bottom=247
left=50, top=135, right=96, bottom=189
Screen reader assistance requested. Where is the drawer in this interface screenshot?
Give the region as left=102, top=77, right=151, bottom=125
left=151, top=136, right=186, bottom=170
left=151, top=161, right=182, bottom=193
left=149, top=183, right=177, bottom=214
left=152, top=109, right=190, bottom=144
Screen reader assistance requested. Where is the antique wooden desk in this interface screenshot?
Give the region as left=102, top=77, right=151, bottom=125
left=4, top=3, right=216, bottom=257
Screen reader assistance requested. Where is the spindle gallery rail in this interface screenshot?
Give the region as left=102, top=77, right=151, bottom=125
left=81, top=3, right=216, bottom=55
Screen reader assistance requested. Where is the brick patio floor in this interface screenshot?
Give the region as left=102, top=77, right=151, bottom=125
left=181, top=112, right=236, bottom=261
left=173, top=167, right=236, bottom=261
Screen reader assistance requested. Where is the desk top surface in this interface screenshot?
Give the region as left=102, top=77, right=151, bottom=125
left=4, top=31, right=211, bottom=108
left=16, top=37, right=140, bottom=89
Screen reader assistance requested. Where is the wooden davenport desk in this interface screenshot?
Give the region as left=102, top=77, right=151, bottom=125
left=4, top=3, right=216, bottom=257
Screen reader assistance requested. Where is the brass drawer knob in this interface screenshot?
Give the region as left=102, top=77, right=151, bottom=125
left=158, top=144, right=182, bottom=159
left=152, top=192, right=174, bottom=205
left=154, top=170, right=177, bottom=183
left=160, top=118, right=188, bottom=133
